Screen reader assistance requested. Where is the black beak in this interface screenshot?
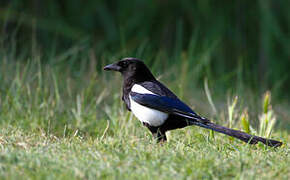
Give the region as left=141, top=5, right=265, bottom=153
left=103, top=63, right=121, bottom=71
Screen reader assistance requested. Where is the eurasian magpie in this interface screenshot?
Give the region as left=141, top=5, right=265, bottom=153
left=104, top=57, right=282, bottom=147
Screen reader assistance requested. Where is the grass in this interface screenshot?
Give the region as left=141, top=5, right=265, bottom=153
left=0, top=127, right=289, bottom=179
left=0, top=51, right=289, bottom=179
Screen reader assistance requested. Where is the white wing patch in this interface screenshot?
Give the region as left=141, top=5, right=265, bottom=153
left=129, top=84, right=168, bottom=127
left=131, top=84, right=155, bottom=94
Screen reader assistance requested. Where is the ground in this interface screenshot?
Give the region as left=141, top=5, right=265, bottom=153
left=0, top=60, right=289, bottom=179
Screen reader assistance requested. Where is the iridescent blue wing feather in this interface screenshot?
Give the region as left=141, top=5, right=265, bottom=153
left=130, top=92, right=207, bottom=122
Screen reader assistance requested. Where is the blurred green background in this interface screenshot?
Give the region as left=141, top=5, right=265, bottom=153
left=0, top=3, right=289, bottom=178
left=0, top=0, right=289, bottom=99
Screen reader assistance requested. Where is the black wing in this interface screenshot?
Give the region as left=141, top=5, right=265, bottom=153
left=130, top=92, right=208, bottom=122
left=140, top=81, right=178, bottom=99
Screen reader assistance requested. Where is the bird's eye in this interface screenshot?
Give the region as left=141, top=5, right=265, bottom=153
left=120, top=61, right=128, bottom=68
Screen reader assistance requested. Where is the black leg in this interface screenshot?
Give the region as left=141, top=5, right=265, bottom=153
left=142, top=122, right=167, bottom=143
left=153, top=130, right=167, bottom=143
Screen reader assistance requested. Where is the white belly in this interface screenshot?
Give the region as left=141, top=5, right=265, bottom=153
left=129, top=84, right=168, bottom=127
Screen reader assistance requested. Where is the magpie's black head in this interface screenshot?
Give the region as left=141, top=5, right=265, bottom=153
left=104, top=57, right=155, bottom=82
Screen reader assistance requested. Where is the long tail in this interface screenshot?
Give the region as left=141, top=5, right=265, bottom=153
left=190, top=120, right=282, bottom=147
